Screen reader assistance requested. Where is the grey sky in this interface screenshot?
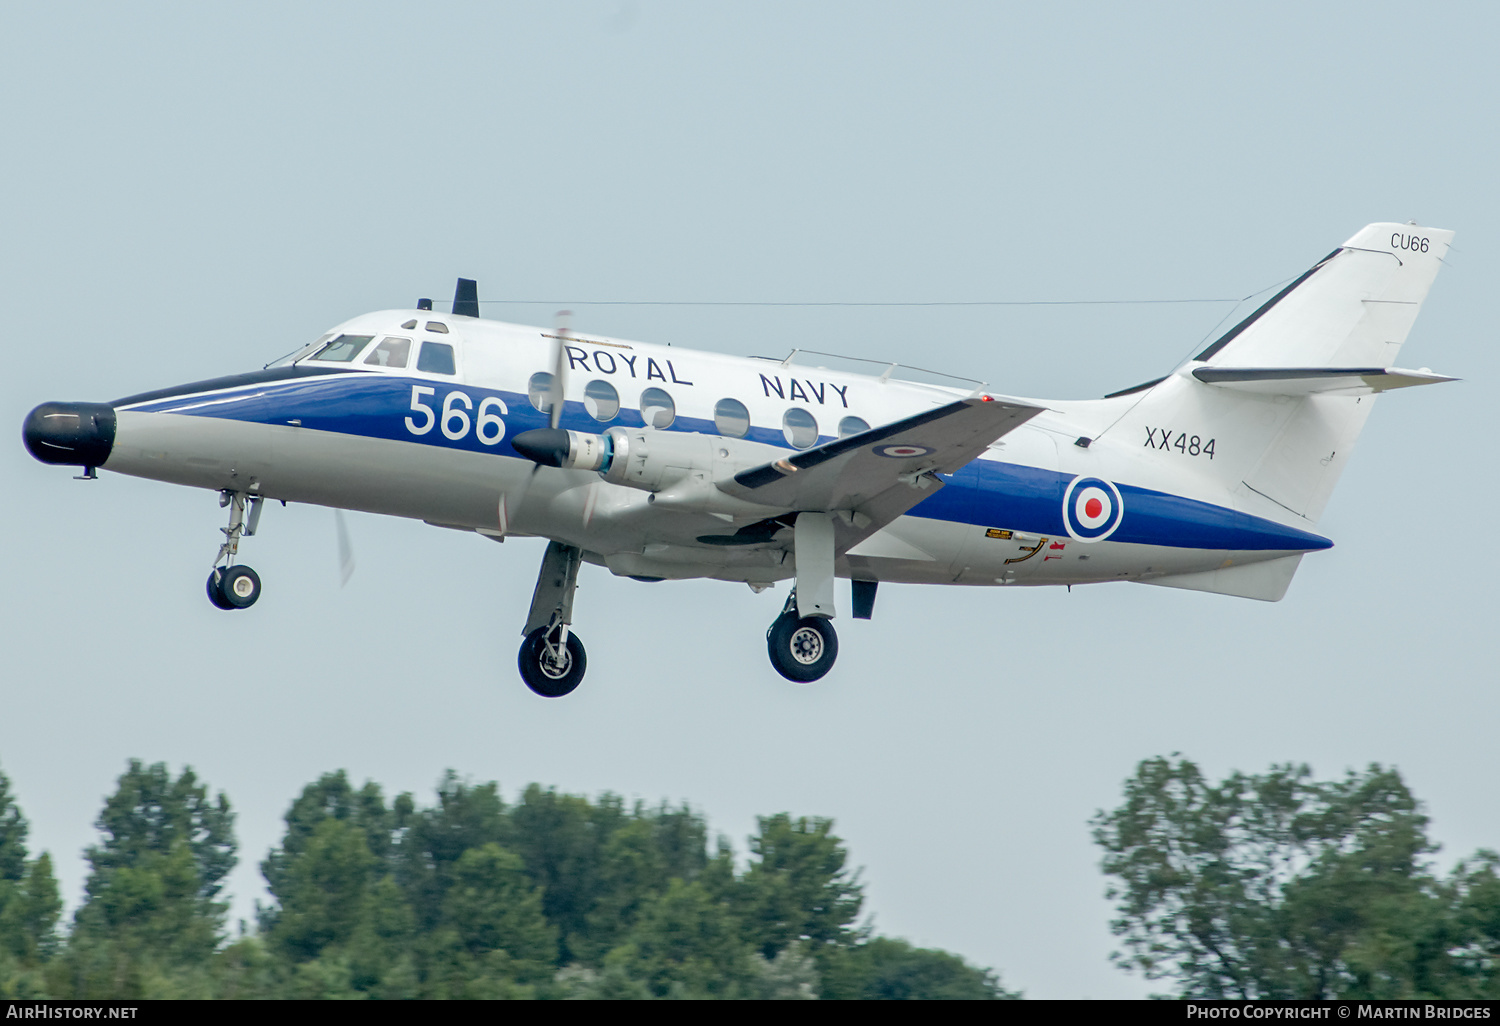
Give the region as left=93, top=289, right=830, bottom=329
left=2, top=2, right=1496, bottom=999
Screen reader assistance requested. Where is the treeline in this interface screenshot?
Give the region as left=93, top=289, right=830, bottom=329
left=1095, top=758, right=1500, bottom=1000
left=0, top=761, right=1014, bottom=999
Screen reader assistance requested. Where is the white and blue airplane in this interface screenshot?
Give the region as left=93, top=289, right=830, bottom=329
left=23, top=223, right=1455, bottom=696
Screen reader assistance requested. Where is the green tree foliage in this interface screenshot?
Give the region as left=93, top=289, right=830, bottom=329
left=605, top=877, right=752, bottom=997
left=55, top=760, right=235, bottom=998
left=259, top=771, right=554, bottom=998
left=740, top=814, right=865, bottom=959
left=1094, top=756, right=1500, bottom=999
left=818, top=937, right=1019, bottom=999
left=0, top=766, right=62, bottom=998
left=3, top=762, right=1011, bottom=999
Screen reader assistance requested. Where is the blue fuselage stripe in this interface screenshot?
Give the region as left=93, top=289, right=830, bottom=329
left=122, top=373, right=1333, bottom=552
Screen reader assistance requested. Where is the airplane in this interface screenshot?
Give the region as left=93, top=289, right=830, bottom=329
left=22, top=222, right=1457, bottom=697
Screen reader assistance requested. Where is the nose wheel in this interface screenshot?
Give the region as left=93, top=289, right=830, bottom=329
left=208, top=565, right=261, bottom=610
left=766, top=596, right=839, bottom=683
left=205, top=490, right=265, bottom=611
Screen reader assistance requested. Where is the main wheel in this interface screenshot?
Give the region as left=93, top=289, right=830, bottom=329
left=518, top=626, right=587, bottom=698
left=206, top=569, right=233, bottom=610
left=766, top=613, right=838, bottom=682
left=218, top=565, right=261, bottom=609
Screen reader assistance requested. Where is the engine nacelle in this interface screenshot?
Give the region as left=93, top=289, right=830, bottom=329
left=598, top=427, right=716, bottom=492
left=510, top=425, right=785, bottom=515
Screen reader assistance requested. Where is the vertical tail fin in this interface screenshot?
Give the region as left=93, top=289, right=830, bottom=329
left=1194, top=222, right=1452, bottom=368
left=1109, top=223, right=1454, bottom=524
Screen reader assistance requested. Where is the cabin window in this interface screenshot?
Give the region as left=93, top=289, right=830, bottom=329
left=424, top=321, right=450, bottom=334
left=364, top=336, right=411, bottom=369
left=783, top=408, right=818, bottom=449
left=584, top=380, right=619, bottom=421
left=838, top=415, right=870, bottom=439
left=640, top=388, right=675, bottom=429
left=310, top=334, right=375, bottom=362
left=417, top=341, right=456, bottom=375
left=713, top=398, right=750, bottom=438
left=529, top=372, right=556, bottom=414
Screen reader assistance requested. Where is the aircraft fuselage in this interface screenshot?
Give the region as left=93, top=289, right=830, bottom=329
left=77, top=308, right=1328, bottom=592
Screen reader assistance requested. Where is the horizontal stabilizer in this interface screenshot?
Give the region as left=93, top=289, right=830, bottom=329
left=1141, top=554, right=1304, bottom=602
left=1192, top=366, right=1457, bottom=396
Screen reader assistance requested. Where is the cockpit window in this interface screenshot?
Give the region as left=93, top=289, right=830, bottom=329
left=417, top=340, right=456, bottom=375
left=310, top=334, right=375, bottom=362
left=364, top=336, right=412, bottom=369
left=424, top=321, right=450, bottom=334
left=401, top=319, right=418, bottom=330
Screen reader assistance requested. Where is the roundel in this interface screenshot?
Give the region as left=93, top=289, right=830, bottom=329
left=874, top=444, right=935, bottom=459
left=1062, top=475, right=1124, bottom=542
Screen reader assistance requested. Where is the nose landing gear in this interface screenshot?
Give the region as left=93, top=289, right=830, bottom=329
left=766, top=591, right=839, bottom=683
left=206, top=491, right=263, bottom=611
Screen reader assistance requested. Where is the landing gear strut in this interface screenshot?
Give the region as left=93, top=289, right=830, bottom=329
left=206, top=491, right=263, bottom=611
left=518, top=541, right=587, bottom=697
left=766, top=591, right=839, bottom=683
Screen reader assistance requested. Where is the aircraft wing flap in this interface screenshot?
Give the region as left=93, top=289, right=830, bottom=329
left=720, top=396, right=1044, bottom=523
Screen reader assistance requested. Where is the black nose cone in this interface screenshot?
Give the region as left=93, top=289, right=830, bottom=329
left=23, top=402, right=116, bottom=468
left=511, top=427, right=571, bottom=467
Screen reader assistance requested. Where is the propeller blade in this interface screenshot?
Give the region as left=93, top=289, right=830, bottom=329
left=548, top=310, right=571, bottom=430
left=335, top=509, right=356, bottom=586
left=504, top=312, right=574, bottom=531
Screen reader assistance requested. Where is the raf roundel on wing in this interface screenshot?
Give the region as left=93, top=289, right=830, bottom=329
left=1063, top=476, right=1124, bottom=542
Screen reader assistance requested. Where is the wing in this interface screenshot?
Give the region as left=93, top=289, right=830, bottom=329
left=717, top=395, right=1043, bottom=548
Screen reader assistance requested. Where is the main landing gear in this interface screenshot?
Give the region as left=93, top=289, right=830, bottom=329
left=510, top=530, right=875, bottom=694
left=206, top=491, right=263, bottom=611
left=766, top=591, right=839, bottom=683
left=518, top=541, right=587, bottom=697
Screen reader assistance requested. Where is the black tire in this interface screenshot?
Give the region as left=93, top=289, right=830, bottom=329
left=218, top=565, right=261, bottom=609
left=206, top=569, right=233, bottom=610
left=766, top=613, right=838, bottom=683
left=518, top=626, right=587, bottom=697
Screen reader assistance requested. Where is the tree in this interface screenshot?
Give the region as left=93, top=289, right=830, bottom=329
left=420, top=843, right=556, bottom=997
left=508, top=784, right=630, bottom=963
left=818, top=937, right=1019, bottom=999
left=1443, top=850, right=1500, bottom=999
left=395, top=772, right=510, bottom=935
left=259, top=772, right=417, bottom=996
left=605, top=877, right=754, bottom=998
left=1093, top=756, right=1496, bottom=999
left=59, top=761, right=235, bottom=997
left=0, top=766, right=61, bottom=998
left=740, top=814, right=865, bottom=959
left=36, top=766, right=1017, bottom=999
left=580, top=803, right=713, bottom=961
